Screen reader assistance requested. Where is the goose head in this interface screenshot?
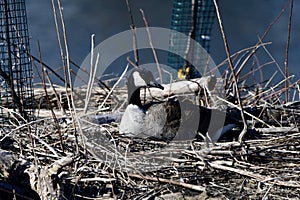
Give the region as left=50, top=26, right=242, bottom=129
left=127, top=68, right=164, bottom=107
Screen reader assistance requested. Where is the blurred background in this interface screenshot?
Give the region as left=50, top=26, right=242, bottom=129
left=26, top=0, right=300, bottom=85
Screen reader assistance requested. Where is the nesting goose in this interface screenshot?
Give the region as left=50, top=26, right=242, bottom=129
left=119, top=68, right=236, bottom=142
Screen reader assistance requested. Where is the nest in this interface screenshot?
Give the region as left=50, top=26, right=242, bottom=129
left=1, top=82, right=300, bottom=199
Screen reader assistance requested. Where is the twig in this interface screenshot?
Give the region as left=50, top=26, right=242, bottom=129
left=216, top=96, right=272, bottom=128
left=241, top=60, right=274, bottom=82
left=183, top=0, right=198, bottom=68
left=212, top=42, right=272, bottom=74
left=56, top=0, right=76, bottom=119
left=79, top=177, right=116, bottom=183
left=0, top=114, right=64, bottom=142
left=48, top=156, right=74, bottom=175
left=38, top=41, right=64, bottom=151
left=252, top=71, right=277, bottom=105
left=98, top=64, right=129, bottom=110
left=284, top=0, right=294, bottom=102
left=262, top=182, right=275, bottom=200
left=127, top=56, right=138, bottom=69
left=0, top=106, right=26, bottom=129
left=125, top=0, right=139, bottom=66
left=226, top=1, right=289, bottom=86
left=255, top=127, right=298, bottom=133
left=52, top=0, right=86, bottom=156
left=44, top=69, right=66, bottom=115
left=213, top=0, right=248, bottom=143
left=84, top=35, right=100, bottom=114
left=33, top=54, right=69, bottom=87
left=209, top=160, right=300, bottom=188
left=248, top=75, right=294, bottom=102
left=128, top=173, right=205, bottom=192
left=85, top=53, right=100, bottom=113
left=140, top=9, right=163, bottom=84
left=84, top=34, right=96, bottom=113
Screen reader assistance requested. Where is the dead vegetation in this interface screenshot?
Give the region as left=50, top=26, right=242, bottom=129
left=1, top=74, right=300, bottom=199
left=0, top=0, right=300, bottom=199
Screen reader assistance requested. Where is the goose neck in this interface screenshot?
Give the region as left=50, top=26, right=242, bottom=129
left=128, top=87, right=142, bottom=107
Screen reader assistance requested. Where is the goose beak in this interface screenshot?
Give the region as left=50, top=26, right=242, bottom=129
left=148, top=81, right=164, bottom=90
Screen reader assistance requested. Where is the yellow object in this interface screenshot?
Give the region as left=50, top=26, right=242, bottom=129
left=185, top=66, right=190, bottom=74
left=177, top=66, right=191, bottom=80
left=177, top=68, right=186, bottom=80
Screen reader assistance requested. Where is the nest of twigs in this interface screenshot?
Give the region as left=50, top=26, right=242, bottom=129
left=1, top=1, right=299, bottom=198
left=1, top=79, right=300, bottom=200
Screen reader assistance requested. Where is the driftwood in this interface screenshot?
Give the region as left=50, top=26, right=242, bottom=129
left=255, top=127, right=299, bottom=133
left=25, top=156, right=74, bottom=199
left=0, top=148, right=75, bottom=199
left=148, top=75, right=218, bottom=98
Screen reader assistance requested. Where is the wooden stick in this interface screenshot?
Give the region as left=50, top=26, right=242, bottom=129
left=37, top=41, right=64, bottom=151
left=216, top=96, right=272, bottom=128
left=255, top=127, right=298, bottom=134
left=125, top=0, right=139, bottom=66
left=235, top=1, right=289, bottom=80
left=212, top=0, right=248, bottom=143
left=44, top=68, right=66, bottom=115
left=127, top=56, right=139, bottom=69
left=84, top=34, right=96, bottom=113
left=209, top=160, right=300, bottom=188
left=128, top=173, right=205, bottom=192
left=284, top=0, right=294, bottom=102
left=98, top=64, right=129, bottom=110
left=147, top=75, right=217, bottom=98
left=140, top=9, right=163, bottom=84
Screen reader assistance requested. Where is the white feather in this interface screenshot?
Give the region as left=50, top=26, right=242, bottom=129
left=133, top=71, right=147, bottom=87
left=119, top=104, right=147, bottom=137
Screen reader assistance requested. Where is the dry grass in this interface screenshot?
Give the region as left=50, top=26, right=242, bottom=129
left=0, top=0, right=299, bottom=199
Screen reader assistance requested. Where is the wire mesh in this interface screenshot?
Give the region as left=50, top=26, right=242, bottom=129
left=0, top=0, right=34, bottom=127
left=168, top=0, right=216, bottom=78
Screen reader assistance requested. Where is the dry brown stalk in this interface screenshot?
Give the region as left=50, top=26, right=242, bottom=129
left=37, top=41, right=64, bottom=151
left=211, top=42, right=272, bottom=74
left=235, top=1, right=289, bottom=78
left=239, top=61, right=275, bottom=83
left=284, top=0, right=294, bottom=102
left=128, top=173, right=205, bottom=192
left=212, top=0, right=247, bottom=143
left=215, top=2, right=289, bottom=94
left=44, top=69, right=66, bottom=115
left=209, top=160, right=300, bottom=188
left=56, top=0, right=77, bottom=119
left=247, top=75, right=294, bottom=102
left=127, top=56, right=139, bottom=69
left=125, top=0, right=139, bottom=66
left=84, top=34, right=96, bottom=114
left=216, top=96, right=272, bottom=128
left=98, top=64, right=129, bottom=110
left=140, top=9, right=163, bottom=84
left=51, top=0, right=87, bottom=155
left=84, top=35, right=100, bottom=114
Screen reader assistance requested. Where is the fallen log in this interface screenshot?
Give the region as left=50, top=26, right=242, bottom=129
left=148, top=75, right=218, bottom=98
left=255, top=127, right=299, bottom=133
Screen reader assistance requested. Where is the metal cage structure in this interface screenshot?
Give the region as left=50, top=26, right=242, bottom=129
left=168, top=0, right=216, bottom=78
left=0, top=0, right=34, bottom=126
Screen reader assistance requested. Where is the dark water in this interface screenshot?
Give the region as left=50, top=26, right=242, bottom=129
left=26, top=1, right=300, bottom=85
